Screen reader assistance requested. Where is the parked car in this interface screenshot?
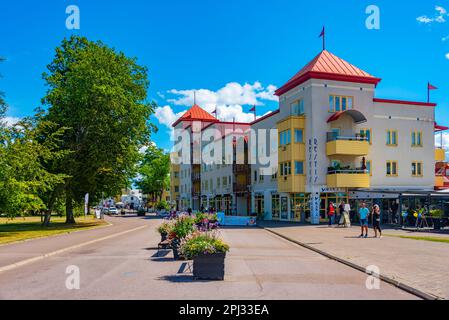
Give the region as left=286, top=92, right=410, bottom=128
left=108, top=207, right=118, bottom=215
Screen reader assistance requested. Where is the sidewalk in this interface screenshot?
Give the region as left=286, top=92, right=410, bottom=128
left=259, top=221, right=449, bottom=300
left=0, top=215, right=150, bottom=271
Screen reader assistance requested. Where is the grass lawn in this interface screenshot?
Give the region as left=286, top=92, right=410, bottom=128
left=0, top=216, right=108, bottom=245
left=385, top=234, right=449, bottom=244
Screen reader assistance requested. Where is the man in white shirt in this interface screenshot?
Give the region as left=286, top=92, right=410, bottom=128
left=343, top=202, right=351, bottom=228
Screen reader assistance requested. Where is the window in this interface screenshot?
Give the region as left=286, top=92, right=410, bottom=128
left=386, top=161, right=398, bottom=177
left=254, top=170, right=258, bottom=182
left=272, top=167, right=278, bottom=180
left=360, top=129, right=372, bottom=144
left=281, top=162, right=292, bottom=176
left=295, top=161, right=304, bottom=175
left=222, top=176, right=227, bottom=186
left=387, top=130, right=398, bottom=146
left=329, top=95, right=354, bottom=112
left=411, top=131, right=423, bottom=147
left=217, top=178, right=220, bottom=188
left=366, top=160, right=372, bottom=176
left=175, top=186, right=179, bottom=192
left=280, top=163, right=284, bottom=176
left=259, top=169, right=265, bottom=182
left=294, top=129, right=304, bottom=143
left=412, top=161, right=423, bottom=177
left=280, top=130, right=291, bottom=146
left=291, top=99, right=304, bottom=116
left=174, top=172, right=179, bottom=178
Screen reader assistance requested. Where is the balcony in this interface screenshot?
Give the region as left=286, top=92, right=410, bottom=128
left=233, top=164, right=250, bottom=174
left=326, top=133, right=370, bottom=157
left=233, top=183, right=249, bottom=193
left=327, top=168, right=370, bottom=188
left=435, top=148, right=446, bottom=162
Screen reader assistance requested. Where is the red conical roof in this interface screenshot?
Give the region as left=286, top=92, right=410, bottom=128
left=276, top=50, right=381, bottom=96
left=172, top=104, right=218, bottom=127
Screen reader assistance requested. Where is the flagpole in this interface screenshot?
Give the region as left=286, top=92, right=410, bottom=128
left=427, top=82, right=430, bottom=103
left=323, top=27, right=326, bottom=51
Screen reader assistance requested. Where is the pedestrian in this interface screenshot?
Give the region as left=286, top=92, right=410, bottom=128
left=343, top=201, right=351, bottom=228
left=187, top=207, right=192, bottom=216
left=372, top=204, right=382, bottom=238
left=358, top=202, right=369, bottom=238
left=328, top=202, right=335, bottom=227
left=337, top=201, right=344, bottom=227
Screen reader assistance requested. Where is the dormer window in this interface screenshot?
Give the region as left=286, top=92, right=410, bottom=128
left=329, top=95, right=354, bottom=112
left=291, top=99, right=304, bottom=116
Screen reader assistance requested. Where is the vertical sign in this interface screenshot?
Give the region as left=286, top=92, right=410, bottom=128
left=308, top=138, right=320, bottom=225
left=84, top=193, right=89, bottom=216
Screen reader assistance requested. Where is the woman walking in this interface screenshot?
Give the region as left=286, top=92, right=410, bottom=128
left=372, top=204, right=382, bottom=238
left=328, top=202, right=335, bottom=227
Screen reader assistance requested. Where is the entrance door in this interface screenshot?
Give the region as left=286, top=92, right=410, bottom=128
left=281, top=197, right=289, bottom=220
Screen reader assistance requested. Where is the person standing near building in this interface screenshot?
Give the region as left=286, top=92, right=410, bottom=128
left=328, top=202, right=335, bottom=227
left=372, top=204, right=382, bottom=238
left=358, top=202, right=370, bottom=238
left=337, top=201, right=344, bottom=227
left=342, top=201, right=351, bottom=228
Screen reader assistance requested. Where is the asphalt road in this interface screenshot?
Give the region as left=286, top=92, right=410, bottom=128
left=0, top=216, right=417, bottom=300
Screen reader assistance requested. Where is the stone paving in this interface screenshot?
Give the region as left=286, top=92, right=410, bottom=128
left=260, top=221, right=449, bottom=300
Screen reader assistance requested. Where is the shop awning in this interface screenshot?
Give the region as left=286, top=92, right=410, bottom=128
left=327, top=109, right=367, bottom=125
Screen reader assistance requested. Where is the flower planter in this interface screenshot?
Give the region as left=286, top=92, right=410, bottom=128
left=171, top=238, right=182, bottom=260
left=193, top=252, right=226, bottom=281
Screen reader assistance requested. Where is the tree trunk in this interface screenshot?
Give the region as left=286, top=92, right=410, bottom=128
left=65, top=192, right=76, bottom=224
left=42, top=189, right=58, bottom=227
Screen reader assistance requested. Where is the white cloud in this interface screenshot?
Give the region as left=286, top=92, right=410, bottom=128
left=167, top=81, right=278, bottom=108
left=154, top=105, right=184, bottom=128
left=442, top=35, right=449, bottom=41
left=436, top=6, right=447, bottom=15
left=1, top=116, right=21, bottom=127
left=417, top=5, right=448, bottom=24
left=445, top=53, right=449, bottom=59
left=436, top=132, right=449, bottom=158
left=154, top=81, right=279, bottom=130
left=417, top=16, right=434, bottom=24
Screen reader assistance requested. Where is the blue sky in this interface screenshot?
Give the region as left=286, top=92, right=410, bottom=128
left=1, top=0, right=449, bottom=151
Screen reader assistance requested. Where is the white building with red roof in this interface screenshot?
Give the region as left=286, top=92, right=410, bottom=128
left=170, top=49, right=446, bottom=223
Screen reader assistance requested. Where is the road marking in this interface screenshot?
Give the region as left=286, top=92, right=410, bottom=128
left=0, top=225, right=147, bottom=274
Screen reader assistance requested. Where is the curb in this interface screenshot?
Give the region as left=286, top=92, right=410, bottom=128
left=0, top=225, right=147, bottom=274
left=262, top=227, right=441, bottom=301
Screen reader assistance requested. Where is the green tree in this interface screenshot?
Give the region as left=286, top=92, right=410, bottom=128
left=137, top=145, right=170, bottom=204
left=41, top=36, right=155, bottom=224
left=0, top=115, right=69, bottom=219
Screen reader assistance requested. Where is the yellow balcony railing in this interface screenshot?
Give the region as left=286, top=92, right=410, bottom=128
left=278, top=174, right=306, bottom=193
left=327, top=171, right=370, bottom=188
left=435, top=148, right=446, bottom=162
left=326, top=140, right=370, bottom=156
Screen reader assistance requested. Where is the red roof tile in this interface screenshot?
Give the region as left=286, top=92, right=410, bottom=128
left=172, top=104, right=218, bottom=127
left=276, top=50, right=381, bottom=96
